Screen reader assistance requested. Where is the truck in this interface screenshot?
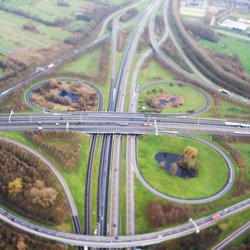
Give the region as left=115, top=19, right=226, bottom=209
left=211, top=213, right=221, bottom=220
left=144, top=123, right=152, bottom=127
left=116, top=122, right=128, bottom=126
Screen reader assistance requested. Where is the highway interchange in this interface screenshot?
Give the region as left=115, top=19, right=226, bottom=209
left=0, top=0, right=250, bottom=249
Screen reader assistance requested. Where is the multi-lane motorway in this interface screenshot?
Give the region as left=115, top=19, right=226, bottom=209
left=0, top=0, right=250, bottom=249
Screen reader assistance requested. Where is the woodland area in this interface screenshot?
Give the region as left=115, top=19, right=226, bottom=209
left=212, top=135, right=250, bottom=197
left=147, top=202, right=204, bottom=227
left=0, top=86, right=29, bottom=113
left=0, top=140, right=69, bottom=224
left=0, top=222, right=67, bottom=250
left=171, top=0, right=250, bottom=98
left=24, top=131, right=82, bottom=170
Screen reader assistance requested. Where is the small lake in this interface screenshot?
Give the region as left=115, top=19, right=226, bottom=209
left=58, top=91, right=78, bottom=103
left=158, top=97, right=176, bottom=106
left=155, top=152, right=197, bottom=178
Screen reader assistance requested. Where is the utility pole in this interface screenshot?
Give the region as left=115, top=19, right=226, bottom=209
left=8, top=110, right=14, bottom=122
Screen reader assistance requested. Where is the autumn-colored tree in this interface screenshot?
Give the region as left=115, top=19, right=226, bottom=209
left=16, top=237, right=27, bottom=250
left=8, top=178, right=23, bottom=198
left=27, top=186, right=58, bottom=207
left=178, top=146, right=198, bottom=170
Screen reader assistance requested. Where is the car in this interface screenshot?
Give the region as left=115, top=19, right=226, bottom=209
left=113, top=224, right=116, bottom=227
left=55, top=123, right=59, bottom=126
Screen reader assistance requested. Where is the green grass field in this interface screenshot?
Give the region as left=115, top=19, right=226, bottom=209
left=137, top=134, right=229, bottom=199
left=138, top=83, right=207, bottom=114
left=218, top=101, right=250, bottom=117
left=137, top=59, right=176, bottom=86
left=61, top=47, right=102, bottom=75
left=198, top=35, right=250, bottom=73
left=0, top=131, right=91, bottom=232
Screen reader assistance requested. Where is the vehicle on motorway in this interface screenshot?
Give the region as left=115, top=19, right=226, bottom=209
left=116, top=122, right=128, bottom=126
left=48, top=63, right=54, bottom=68
left=55, top=123, right=59, bottom=126
left=38, top=126, right=43, bottom=130
left=143, top=123, right=152, bottom=127
left=219, top=89, right=229, bottom=95
left=211, top=213, right=221, bottom=220
left=225, top=121, right=250, bottom=128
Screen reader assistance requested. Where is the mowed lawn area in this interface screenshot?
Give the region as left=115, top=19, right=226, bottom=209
left=198, top=36, right=250, bottom=74
left=61, top=46, right=102, bottom=75
left=137, top=134, right=229, bottom=199
left=137, top=59, right=176, bottom=86
left=138, top=83, right=207, bottom=114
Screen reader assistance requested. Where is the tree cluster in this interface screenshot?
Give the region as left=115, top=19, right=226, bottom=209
left=0, top=86, right=28, bottom=112
left=138, top=27, right=150, bottom=51
left=154, top=15, right=165, bottom=37
left=22, top=23, right=37, bottom=32
left=177, top=146, right=199, bottom=173
left=0, top=140, right=69, bottom=224
left=184, top=21, right=219, bottom=42
left=57, top=0, right=69, bottom=7
left=0, top=58, right=28, bottom=87
left=33, top=79, right=98, bottom=111
left=212, top=135, right=250, bottom=197
left=170, top=0, right=250, bottom=99
left=147, top=201, right=204, bottom=227
left=119, top=8, right=138, bottom=22
left=24, top=131, right=82, bottom=170
left=162, top=38, right=193, bottom=72
left=0, top=221, right=67, bottom=250
left=117, top=27, right=132, bottom=52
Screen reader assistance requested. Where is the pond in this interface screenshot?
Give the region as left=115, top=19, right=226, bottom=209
left=58, top=91, right=79, bottom=103
left=155, top=152, right=197, bottom=178
left=158, top=97, right=176, bottom=106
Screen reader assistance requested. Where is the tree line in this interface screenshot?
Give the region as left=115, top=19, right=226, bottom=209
left=170, top=0, right=250, bottom=99
left=212, top=135, right=250, bottom=197
left=24, top=131, right=82, bottom=171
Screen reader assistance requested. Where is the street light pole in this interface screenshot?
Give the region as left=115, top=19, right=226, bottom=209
left=8, top=110, right=14, bottom=122
left=154, top=120, right=158, bottom=136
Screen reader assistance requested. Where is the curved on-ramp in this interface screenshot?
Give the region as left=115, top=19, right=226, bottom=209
left=134, top=133, right=235, bottom=204
left=25, top=78, right=103, bottom=113
left=137, top=81, right=211, bottom=116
